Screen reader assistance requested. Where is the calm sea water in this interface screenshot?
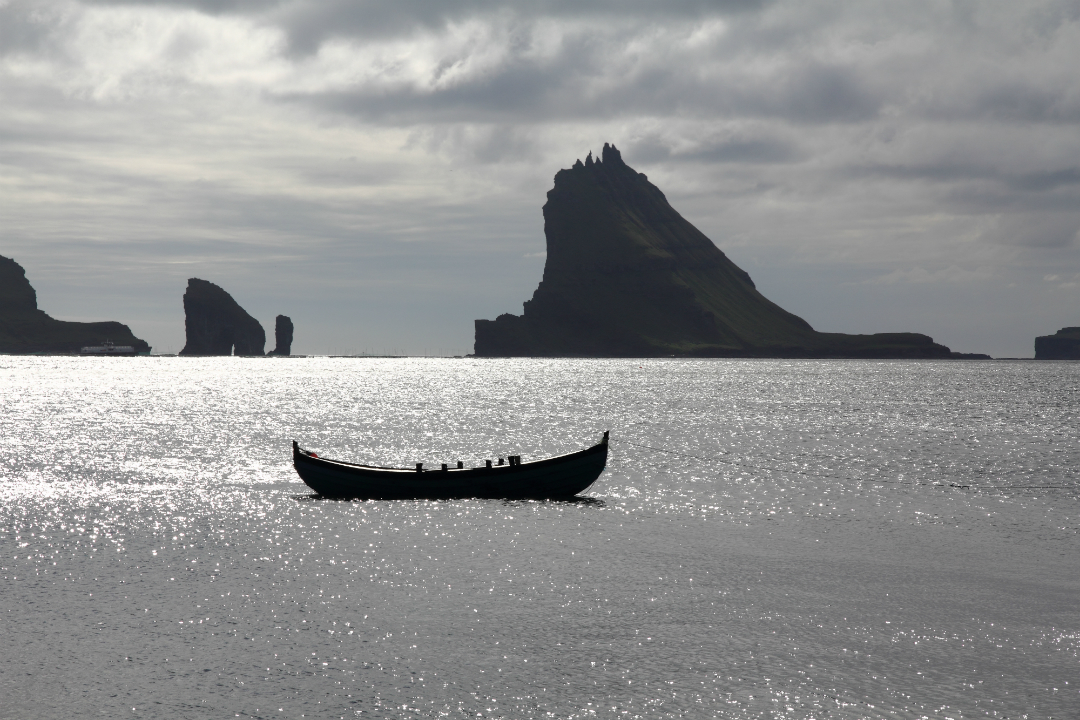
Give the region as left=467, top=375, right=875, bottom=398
left=1, top=357, right=1077, bottom=719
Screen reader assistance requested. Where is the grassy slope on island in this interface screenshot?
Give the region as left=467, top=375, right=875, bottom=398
left=475, top=145, right=978, bottom=358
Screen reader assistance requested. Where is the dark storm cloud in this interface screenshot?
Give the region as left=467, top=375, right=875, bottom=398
left=79, top=0, right=284, bottom=12
left=79, top=0, right=769, bottom=48
left=272, top=0, right=767, bottom=51
left=1008, top=168, right=1080, bottom=193
left=280, top=46, right=879, bottom=126
left=293, top=57, right=578, bottom=123
left=81, top=0, right=765, bottom=14
left=973, top=83, right=1080, bottom=124
left=853, top=162, right=1080, bottom=216
left=0, top=2, right=59, bottom=55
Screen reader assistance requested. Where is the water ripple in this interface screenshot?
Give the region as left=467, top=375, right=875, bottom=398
left=1, top=357, right=1077, bottom=719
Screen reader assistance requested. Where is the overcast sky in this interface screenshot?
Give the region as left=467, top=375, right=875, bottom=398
left=2, top=0, right=1078, bottom=356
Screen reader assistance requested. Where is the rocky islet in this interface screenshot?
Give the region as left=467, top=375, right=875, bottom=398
left=475, top=144, right=990, bottom=359
left=178, top=278, right=268, bottom=356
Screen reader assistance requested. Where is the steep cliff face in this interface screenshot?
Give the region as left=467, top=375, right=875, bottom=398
left=178, top=278, right=265, bottom=356
left=1034, top=327, right=1080, bottom=359
left=475, top=144, right=980, bottom=358
left=268, top=315, right=294, bottom=356
left=0, top=255, right=151, bottom=354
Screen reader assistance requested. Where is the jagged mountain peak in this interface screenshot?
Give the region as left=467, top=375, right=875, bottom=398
left=573, top=143, right=626, bottom=171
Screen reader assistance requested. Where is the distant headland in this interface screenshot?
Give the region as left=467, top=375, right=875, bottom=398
left=475, top=144, right=990, bottom=359
left=0, top=254, right=150, bottom=354
left=1034, top=327, right=1080, bottom=359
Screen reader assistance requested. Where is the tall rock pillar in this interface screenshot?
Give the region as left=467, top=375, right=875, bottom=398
left=178, top=278, right=266, bottom=356
left=269, top=315, right=294, bottom=356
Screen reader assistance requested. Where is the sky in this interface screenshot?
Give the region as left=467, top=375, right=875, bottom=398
left=2, top=0, right=1079, bottom=357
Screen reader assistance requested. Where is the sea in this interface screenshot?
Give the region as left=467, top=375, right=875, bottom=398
left=1, top=357, right=1077, bottom=719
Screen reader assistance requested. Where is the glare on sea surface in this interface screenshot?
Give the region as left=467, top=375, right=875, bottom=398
left=1, top=356, right=1078, bottom=719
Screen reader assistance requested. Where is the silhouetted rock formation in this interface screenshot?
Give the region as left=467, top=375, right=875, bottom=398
left=0, top=254, right=150, bottom=354
left=268, top=315, right=294, bottom=356
left=178, top=278, right=265, bottom=356
left=475, top=144, right=987, bottom=358
left=1034, top=327, right=1080, bottom=359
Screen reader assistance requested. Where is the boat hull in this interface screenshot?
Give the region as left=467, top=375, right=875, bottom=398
left=292, top=435, right=608, bottom=499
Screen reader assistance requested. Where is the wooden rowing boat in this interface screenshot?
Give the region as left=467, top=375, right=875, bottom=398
left=292, top=432, right=609, bottom=499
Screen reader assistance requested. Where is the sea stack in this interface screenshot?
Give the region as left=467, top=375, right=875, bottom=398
left=474, top=144, right=983, bottom=358
left=178, top=278, right=265, bottom=356
left=268, top=315, right=294, bottom=356
left=1034, top=327, right=1080, bottom=359
left=0, top=254, right=150, bottom=354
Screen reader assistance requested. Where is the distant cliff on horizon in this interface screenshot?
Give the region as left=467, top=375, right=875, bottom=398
left=475, top=144, right=988, bottom=359
left=1034, top=327, right=1080, bottom=359
left=0, top=254, right=150, bottom=354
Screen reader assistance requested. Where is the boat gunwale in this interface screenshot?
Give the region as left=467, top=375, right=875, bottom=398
left=293, top=436, right=607, bottom=477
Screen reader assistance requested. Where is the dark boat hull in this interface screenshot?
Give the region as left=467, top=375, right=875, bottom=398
left=292, top=434, right=609, bottom=500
